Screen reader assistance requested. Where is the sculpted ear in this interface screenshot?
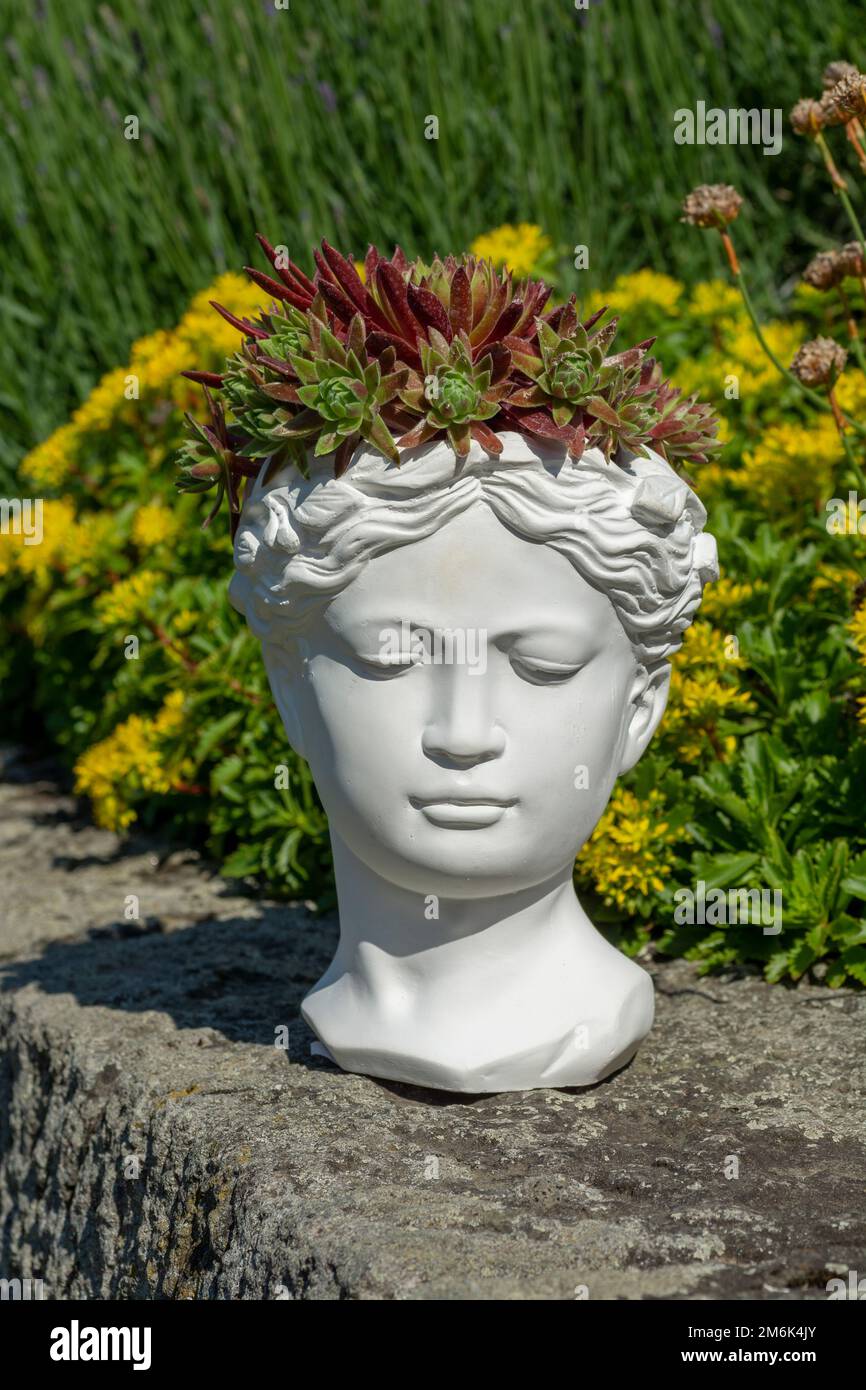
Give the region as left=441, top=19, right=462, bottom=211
left=617, top=662, right=671, bottom=775
left=261, top=640, right=308, bottom=760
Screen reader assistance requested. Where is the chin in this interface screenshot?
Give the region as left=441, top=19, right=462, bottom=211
left=354, top=833, right=573, bottom=899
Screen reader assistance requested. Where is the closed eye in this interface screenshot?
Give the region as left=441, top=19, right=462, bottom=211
left=355, top=653, right=418, bottom=679
left=509, top=655, right=584, bottom=685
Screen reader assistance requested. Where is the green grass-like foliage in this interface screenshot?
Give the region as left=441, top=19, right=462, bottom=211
left=3, top=0, right=864, bottom=487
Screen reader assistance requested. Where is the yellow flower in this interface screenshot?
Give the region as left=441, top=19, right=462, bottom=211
left=21, top=423, right=79, bottom=489
left=65, top=512, right=118, bottom=574
left=675, top=620, right=744, bottom=673
left=690, top=459, right=729, bottom=502
left=355, top=260, right=367, bottom=284
left=73, top=691, right=187, bottom=831
left=470, top=223, right=551, bottom=277
left=71, top=368, right=134, bottom=433
left=687, top=280, right=743, bottom=319
left=848, top=605, right=866, bottom=659
left=738, top=417, right=842, bottom=510
left=577, top=787, right=684, bottom=908
left=172, top=609, right=198, bottom=635
left=659, top=621, right=756, bottom=762
left=674, top=319, right=806, bottom=401
left=835, top=370, right=866, bottom=418
left=699, top=577, right=765, bottom=622
left=587, top=269, right=683, bottom=318
left=10, top=499, right=77, bottom=577
left=21, top=270, right=275, bottom=469
left=129, top=330, right=197, bottom=400
left=664, top=669, right=755, bottom=762
left=725, top=319, right=806, bottom=393
left=176, top=272, right=272, bottom=359
left=132, top=503, right=178, bottom=548
left=95, top=570, right=160, bottom=627
left=809, top=566, right=862, bottom=598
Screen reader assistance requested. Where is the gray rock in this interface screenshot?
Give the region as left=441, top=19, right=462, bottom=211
left=1, top=747, right=864, bottom=1300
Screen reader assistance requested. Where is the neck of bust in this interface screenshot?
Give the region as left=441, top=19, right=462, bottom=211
left=300, top=828, right=654, bottom=1092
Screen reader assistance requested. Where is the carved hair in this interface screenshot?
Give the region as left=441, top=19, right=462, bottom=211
left=230, top=432, right=718, bottom=667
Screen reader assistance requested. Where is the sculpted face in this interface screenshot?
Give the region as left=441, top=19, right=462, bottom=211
left=264, top=500, right=670, bottom=898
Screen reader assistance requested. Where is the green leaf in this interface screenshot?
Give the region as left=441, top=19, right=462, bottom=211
left=841, top=945, right=866, bottom=986
left=194, top=709, right=244, bottom=763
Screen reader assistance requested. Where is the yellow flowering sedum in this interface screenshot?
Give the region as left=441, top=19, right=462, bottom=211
left=74, top=691, right=189, bottom=831
left=70, top=368, right=135, bottom=434
left=852, top=599, right=866, bottom=728
left=848, top=605, right=866, bottom=660
left=687, top=280, right=742, bottom=319
left=699, top=576, right=764, bottom=621
left=674, top=320, right=806, bottom=400
left=132, top=502, right=179, bottom=549
left=587, top=269, right=682, bottom=318
left=835, top=370, right=866, bottom=417
left=22, top=424, right=80, bottom=490
left=809, top=566, right=862, bottom=598
left=662, top=621, right=755, bottom=762
left=19, top=272, right=273, bottom=489
left=737, top=418, right=842, bottom=509
left=3, top=498, right=76, bottom=578
left=577, top=787, right=684, bottom=908
left=470, top=223, right=551, bottom=277
left=95, top=571, right=161, bottom=627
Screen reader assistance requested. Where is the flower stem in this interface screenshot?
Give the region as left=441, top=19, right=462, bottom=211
left=722, top=232, right=866, bottom=436
left=730, top=258, right=826, bottom=406
left=815, top=131, right=849, bottom=191
left=837, top=185, right=866, bottom=270
left=828, top=385, right=866, bottom=495
left=837, top=284, right=866, bottom=378
left=813, top=131, right=866, bottom=274
left=845, top=120, right=866, bottom=176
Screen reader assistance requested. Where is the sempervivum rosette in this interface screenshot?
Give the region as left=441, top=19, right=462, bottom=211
left=178, top=237, right=720, bottom=534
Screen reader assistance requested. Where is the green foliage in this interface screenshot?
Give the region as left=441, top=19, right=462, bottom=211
left=3, top=0, right=865, bottom=484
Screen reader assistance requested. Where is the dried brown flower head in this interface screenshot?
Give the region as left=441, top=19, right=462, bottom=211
left=681, top=184, right=743, bottom=229
left=818, top=88, right=852, bottom=127
left=822, top=60, right=860, bottom=90
left=828, top=73, right=866, bottom=120
left=790, top=336, right=847, bottom=387
left=839, top=241, right=866, bottom=277
left=789, top=98, right=825, bottom=136
left=802, top=250, right=847, bottom=291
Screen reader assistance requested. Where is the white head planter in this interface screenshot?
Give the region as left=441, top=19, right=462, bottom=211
left=230, top=431, right=718, bottom=1092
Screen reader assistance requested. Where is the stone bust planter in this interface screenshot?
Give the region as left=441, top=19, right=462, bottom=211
left=229, top=431, right=718, bottom=1091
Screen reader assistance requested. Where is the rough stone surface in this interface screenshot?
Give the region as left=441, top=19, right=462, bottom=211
left=1, top=746, right=864, bottom=1300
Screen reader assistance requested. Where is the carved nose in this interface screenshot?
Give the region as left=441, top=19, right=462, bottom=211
left=421, top=668, right=505, bottom=766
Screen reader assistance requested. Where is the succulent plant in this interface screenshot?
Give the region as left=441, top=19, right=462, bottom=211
left=502, top=298, right=636, bottom=456
left=639, top=366, right=723, bottom=465
left=178, top=236, right=720, bottom=530
left=270, top=310, right=408, bottom=475
left=396, top=332, right=511, bottom=457
left=176, top=389, right=259, bottom=535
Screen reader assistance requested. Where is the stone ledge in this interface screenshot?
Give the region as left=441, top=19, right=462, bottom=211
left=1, top=747, right=864, bottom=1299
